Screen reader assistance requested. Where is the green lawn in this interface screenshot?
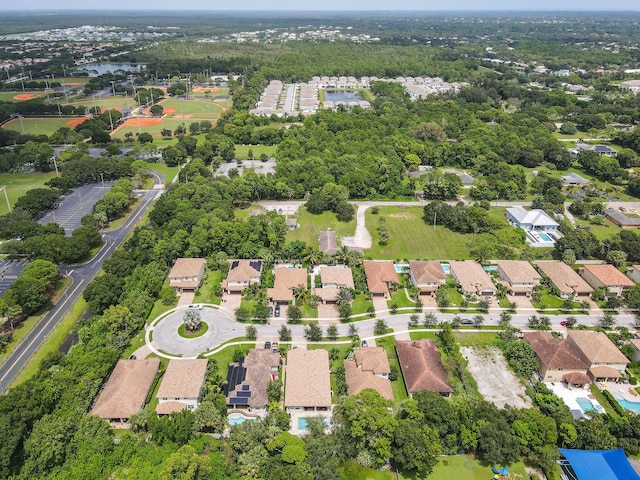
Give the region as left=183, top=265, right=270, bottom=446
left=234, top=144, right=277, bottom=160
left=0, top=91, right=47, bottom=102
left=375, top=336, right=409, bottom=408
left=365, top=206, right=472, bottom=260
left=2, top=117, right=81, bottom=136
left=60, top=77, right=91, bottom=84
left=195, top=270, right=223, bottom=305
left=572, top=217, right=620, bottom=241
left=590, top=384, right=621, bottom=419
left=149, top=163, right=180, bottom=184
left=207, top=340, right=252, bottom=380
left=66, top=96, right=135, bottom=110
left=112, top=118, right=194, bottom=139
left=427, top=455, right=529, bottom=480
left=160, top=98, right=225, bottom=118
left=352, top=293, right=374, bottom=316
left=455, top=332, right=499, bottom=347
left=0, top=172, right=57, bottom=215
left=286, top=207, right=356, bottom=247
left=409, top=331, right=438, bottom=341
left=339, top=460, right=394, bottom=480
left=387, top=289, right=415, bottom=310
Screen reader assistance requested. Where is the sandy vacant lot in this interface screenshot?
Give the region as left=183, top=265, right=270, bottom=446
left=461, top=346, right=532, bottom=409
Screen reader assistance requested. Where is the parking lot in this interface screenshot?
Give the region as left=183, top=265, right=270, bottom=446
left=38, top=182, right=115, bottom=235
left=0, top=259, right=29, bottom=296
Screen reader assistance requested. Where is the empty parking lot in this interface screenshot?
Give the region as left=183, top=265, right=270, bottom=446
left=0, top=259, right=29, bottom=296
left=38, top=182, right=115, bottom=235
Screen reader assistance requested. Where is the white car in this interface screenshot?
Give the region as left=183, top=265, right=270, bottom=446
left=188, top=304, right=203, bottom=310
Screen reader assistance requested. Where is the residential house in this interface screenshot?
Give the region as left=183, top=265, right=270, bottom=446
left=168, top=258, right=206, bottom=293
left=396, top=339, right=453, bottom=397
left=225, top=349, right=280, bottom=414
left=496, top=260, right=541, bottom=296
left=408, top=261, right=446, bottom=296
left=344, top=347, right=392, bottom=400
left=621, top=79, right=640, bottom=93
left=571, top=143, right=618, bottom=157
left=267, top=267, right=308, bottom=304
left=628, top=265, right=640, bottom=283
left=523, top=332, right=590, bottom=386
left=449, top=261, right=496, bottom=299
left=314, top=266, right=355, bottom=304
left=319, top=230, right=339, bottom=255
left=567, top=330, right=629, bottom=382
left=91, top=358, right=160, bottom=424
left=363, top=261, right=399, bottom=297
left=285, top=348, right=331, bottom=413
left=506, top=207, right=559, bottom=234
left=222, top=259, right=262, bottom=294
left=604, top=208, right=640, bottom=228
left=536, top=261, right=593, bottom=298
left=156, top=359, right=208, bottom=415
left=285, top=218, right=298, bottom=230
left=579, top=264, right=635, bottom=296
left=630, top=339, right=640, bottom=363
left=560, top=172, right=590, bottom=187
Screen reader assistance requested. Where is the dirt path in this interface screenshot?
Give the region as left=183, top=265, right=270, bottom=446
left=461, top=346, right=532, bottom=409
left=354, top=205, right=372, bottom=249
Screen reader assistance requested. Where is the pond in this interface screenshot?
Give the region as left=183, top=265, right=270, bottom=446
left=74, top=63, right=145, bottom=76
left=324, top=90, right=362, bottom=102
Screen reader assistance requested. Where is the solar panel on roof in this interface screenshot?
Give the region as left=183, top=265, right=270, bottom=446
left=237, top=391, right=252, bottom=398
left=242, top=385, right=250, bottom=391
left=250, top=260, right=262, bottom=271
left=231, top=260, right=239, bottom=269
left=229, top=398, right=248, bottom=405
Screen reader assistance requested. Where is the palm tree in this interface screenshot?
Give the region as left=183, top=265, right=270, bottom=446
left=334, top=246, right=351, bottom=265
left=336, top=287, right=354, bottom=306
left=292, top=284, right=308, bottom=305
left=303, top=248, right=322, bottom=267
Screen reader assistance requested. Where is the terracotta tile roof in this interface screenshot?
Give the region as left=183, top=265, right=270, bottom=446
left=630, top=339, right=640, bottom=351
left=168, top=258, right=205, bottom=279
left=313, top=286, right=340, bottom=302
left=536, top=261, right=593, bottom=296
left=450, top=261, right=496, bottom=295
left=267, top=267, right=308, bottom=302
left=523, top=332, right=589, bottom=370
left=496, top=260, right=541, bottom=285
left=562, top=372, right=591, bottom=385
left=156, top=359, right=208, bottom=400
left=320, top=266, right=354, bottom=288
left=355, top=347, right=390, bottom=375
left=363, top=261, right=398, bottom=295
left=396, top=339, right=452, bottom=395
left=568, top=330, right=629, bottom=365
left=226, top=259, right=262, bottom=283
left=581, top=264, right=635, bottom=288
left=589, top=366, right=622, bottom=378
left=156, top=401, right=187, bottom=415
left=285, top=348, right=331, bottom=408
left=344, top=359, right=393, bottom=400
left=91, top=358, right=160, bottom=420
left=408, top=261, right=446, bottom=289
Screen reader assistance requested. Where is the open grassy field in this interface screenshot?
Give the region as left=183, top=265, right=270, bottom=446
left=159, top=98, right=226, bottom=118
left=0, top=172, right=57, bottom=215
left=572, top=216, right=621, bottom=241
left=286, top=207, right=356, bottom=247
left=60, top=77, right=91, bottom=84
left=365, top=206, right=472, bottom=260
left=2, top=117, right=82, bottom=136
left=66, top=96, right=135, bottom=110
left=0, top=91, right=47, bottom=102
left=427, top=455, right=528, bottom=480
left=234, top=144, right=277, bottom=159
left=111, top=118, right=193, bottom=139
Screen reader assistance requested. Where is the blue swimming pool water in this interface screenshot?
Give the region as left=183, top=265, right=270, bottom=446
left=483, top=266, right=497, bottom=273
left=613, top=393, right=640, bottom=413
left=441, top=264, right=451, bottom=274
left=228, top=413, right=256, bottom=426
left=576, top=397, right=596, bottom=412
left=298, top=417, right=331, bottom=430
left=394, top=264, right=408, bottom=273
left=537, top=232, right=553, bottom=242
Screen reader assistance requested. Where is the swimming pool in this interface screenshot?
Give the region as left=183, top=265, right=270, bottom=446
left=483, top=266, right=497, bottom=273
left=613, top=393, right=640, bottom=414
left=298, top=417, right=331, bottom=431
left=394, top=264, right=408, bottom=273
left=441, top=264, right=451, bottom=274
left=228, top=412, right=257, bottom=426
left=576, top=397, right=597, bottom=412
left=537, top=232, right=554, bottom=242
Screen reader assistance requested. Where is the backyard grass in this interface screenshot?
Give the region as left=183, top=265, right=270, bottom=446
left=286, top=207, right=356, bottom=247
left=455, top=331, right=499, bottom=347
left=234, top=144, right=277, bottom=160
left=0, top=172, right=56, bottom=215
left=365, top=206, right=472, bottom=260
left=2, top=117, right=82, bottom=136
left=12, top=298, right=87, bottom=388
left=375, top=336, right=409, bottom=408
left=572, top=217, right=621, bottom=241
left=339, top=461, right=394, bottom=480
left=590, top=384, right=621, bottom=419
left=195, top=270, right=223, bottom=305
left=427, top=455, right=528, bottom=480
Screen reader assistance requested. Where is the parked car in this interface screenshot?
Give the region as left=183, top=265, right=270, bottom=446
left=188, top=304, right=203, bottom=310
left=361, top=340, right=368, bottom=347
left=461, top=318, right=474, bottom=325
left=264, top=341, right=272, bottom=350
left=268, top=306, right=273, bottom=317
left=274, top=305, right=280, bottom=317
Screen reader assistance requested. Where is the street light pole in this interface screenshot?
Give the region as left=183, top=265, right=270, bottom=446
left=0, top=185, right=11, bottom=212
left=51, top=156, right=59, bottom=177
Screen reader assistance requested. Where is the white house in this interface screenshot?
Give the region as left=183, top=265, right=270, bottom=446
left=506, top=207, right=559, bottom=233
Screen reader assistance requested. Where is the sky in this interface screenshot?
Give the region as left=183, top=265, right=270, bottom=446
left=1, top=0, right=639, bottom=11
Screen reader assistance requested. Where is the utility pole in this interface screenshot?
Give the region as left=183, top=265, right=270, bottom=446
left=51, top=156, right=59, bottom=177
left=0, top=185, right=11, bottom=212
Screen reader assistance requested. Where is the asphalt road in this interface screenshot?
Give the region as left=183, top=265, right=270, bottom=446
left=0, top=260, right=29, bottom=296
left=0, top=177, right=163, bottom=393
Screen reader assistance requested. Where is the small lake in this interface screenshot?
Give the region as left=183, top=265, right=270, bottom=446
left=74, top=63, right=145, bottom=76
left=324, top=90, right=362, bottom=102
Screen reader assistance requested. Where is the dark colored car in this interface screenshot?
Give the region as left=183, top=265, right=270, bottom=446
left=264, top=341, right=272, bottom=349
left=268, top=306, right=273, bottom=317
left=274, top=304, right=280, bottom=317
left=461, top=318, right=474, bottom=325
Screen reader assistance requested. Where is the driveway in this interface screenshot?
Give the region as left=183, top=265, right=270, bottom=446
left=354, top=205, right=372, bottom=249
left=177, top=291, right=195, bottom=307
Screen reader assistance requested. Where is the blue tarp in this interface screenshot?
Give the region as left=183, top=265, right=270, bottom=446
left=559, top=449, right=640, bottom=480
left=500, top=468, right=509, bottom=475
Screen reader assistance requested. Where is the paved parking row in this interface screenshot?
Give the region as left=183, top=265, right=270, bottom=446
left=38, top=182, right=115, bottom=235
left=0, top=259, right=29, bottom=296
